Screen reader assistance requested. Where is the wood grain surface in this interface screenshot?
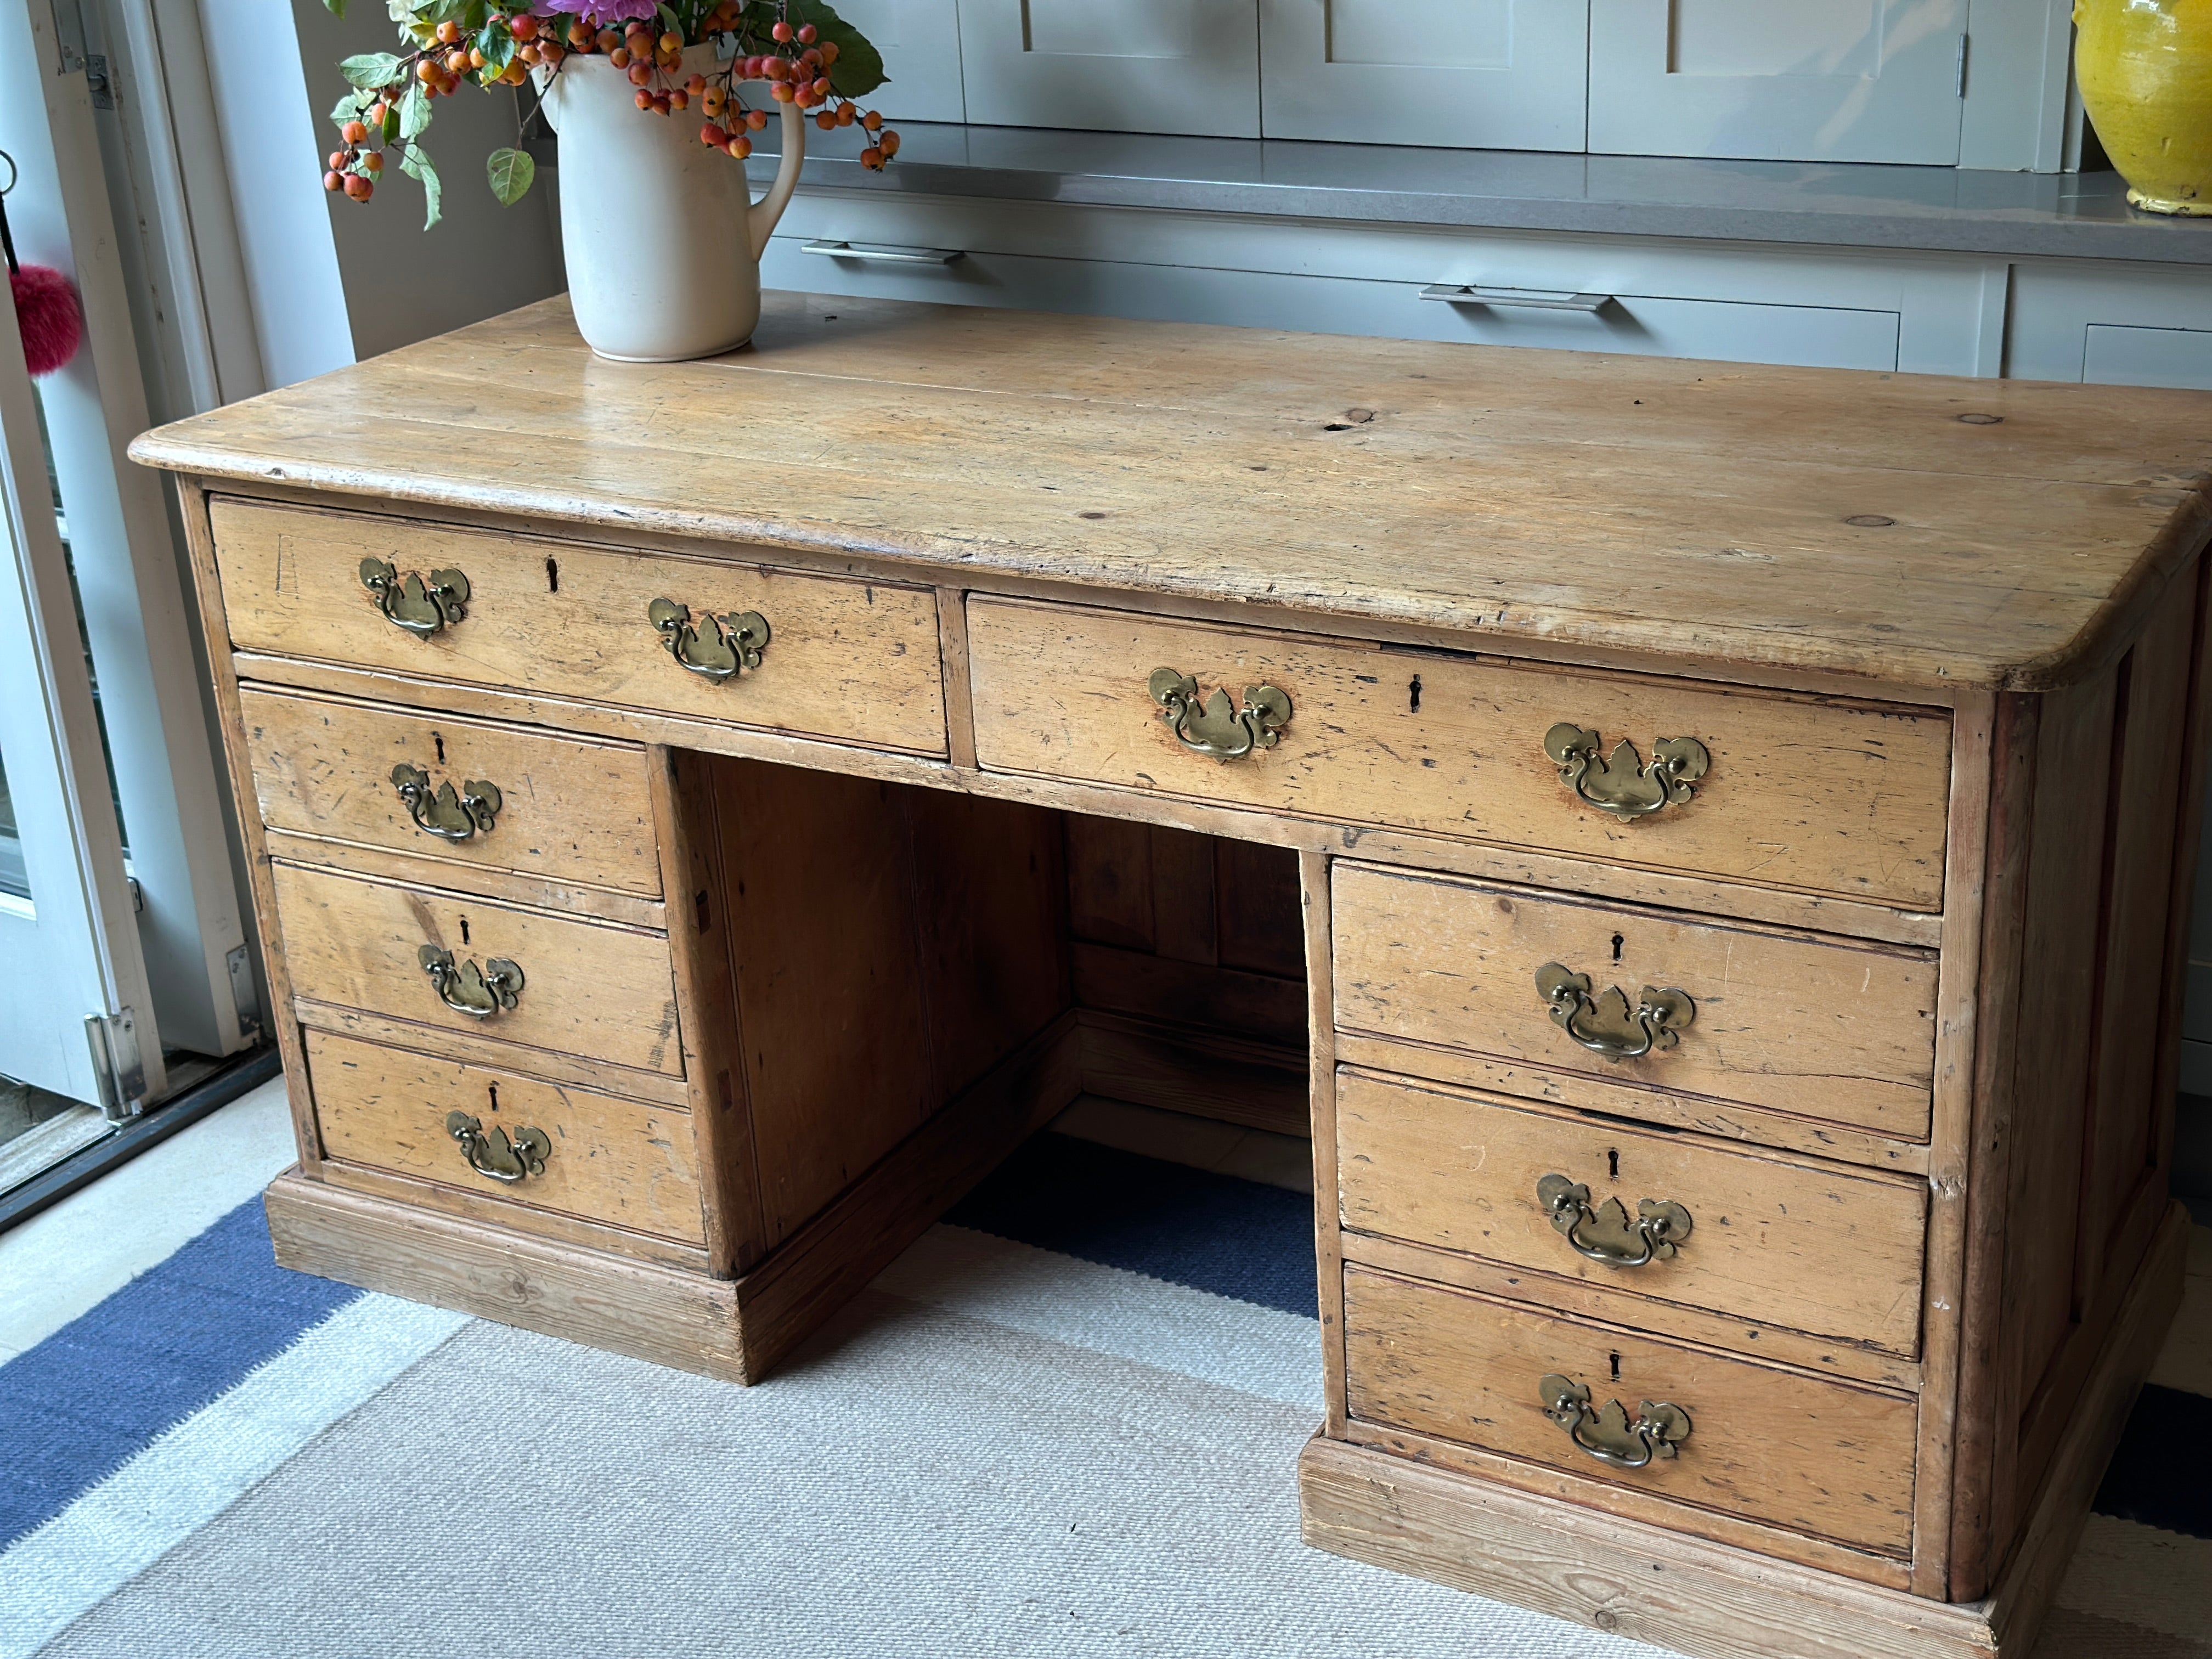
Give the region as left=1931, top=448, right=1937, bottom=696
left=1336, top=1068, right=1927, bottom=1353
left=242, top=684, right=662, bottom=896
left=1331, top=862, right=1940, bottom=1139
left=210, top=496, right=947, bottom=756
left=1343, top=1265, right=1919, bottom=1555
left=307, top=1028, right=704, bottom=1244
left=131, top=292, right=2212, bottom=693
left=968, top=597, right=1953, bottom=909
left=269, top=860, right=681, bottom=1076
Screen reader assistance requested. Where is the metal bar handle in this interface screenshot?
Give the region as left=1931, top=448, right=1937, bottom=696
left=1421, top=283, right=1613, bottom=313
left=803, top=239, right=965, bottom=266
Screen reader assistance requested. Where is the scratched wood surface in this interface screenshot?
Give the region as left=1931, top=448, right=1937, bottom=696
left=130, top=292, right=2212, bottom=693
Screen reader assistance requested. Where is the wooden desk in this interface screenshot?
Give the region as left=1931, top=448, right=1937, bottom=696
left=132, top=294, right=2212, bottom=1659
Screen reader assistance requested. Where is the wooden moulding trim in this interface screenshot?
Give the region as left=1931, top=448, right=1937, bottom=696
left=2001, top=492, right=2212, bottom=693
left=227, top=653, right=1946, bottom=951
left=266, top=1166, right=751, bottom=1381
left=182, top=477, right=1979, bottom=708
left=936, top=586, right=979, bottom=770
left=1910, top=687, right=2001, bottom=1600
left=1300, top=851, right=1348, bottom=1437
left=261, top=828, right=668, bottom=933
left=1342, top=1230, right=1919, bottom=1392
left=1302, top=1435, right=1984, bottom=1659
left=318, top=1158, right=712, bottom=1273
left=1942, top=692, right=2043, bottom=1601
left=726, top=1008, right=1084, bottom=1381
left=1331, top=1417, right=1913, bottom=1593
left=292, top=998, right=693, bottom=1109
left=1330, top=1032, right=1929, bottom=1176
left=171, top=478, right=324, bottom=1170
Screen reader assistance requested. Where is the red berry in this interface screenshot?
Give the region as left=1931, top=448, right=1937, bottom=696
left=859, top=146, right=883, bottom=170
left=324, top=170, right=343, bottom=191
left=343, top=174, right=373, bottom=199
left=726, top=136, right=752, bottom=159
left=701, top=122, right=727, bottom=145
left=635, top=88, right=653, bottom=108
left=797, top=23, right=816, bottom=43
left=771, top=19, right=792, bottom=41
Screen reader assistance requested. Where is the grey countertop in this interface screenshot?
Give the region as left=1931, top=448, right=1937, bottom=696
left=753, top=123, right=2212, bottom=265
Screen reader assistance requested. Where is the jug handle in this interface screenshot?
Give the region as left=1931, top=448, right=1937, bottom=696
left=748, top=101, right=806, bottom=261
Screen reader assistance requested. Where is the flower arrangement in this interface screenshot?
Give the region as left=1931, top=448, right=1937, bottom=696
left=318, top=1, right=896, bottom=227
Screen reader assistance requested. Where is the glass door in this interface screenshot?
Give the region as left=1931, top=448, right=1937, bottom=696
left=0, top=266, right=166, bottom=1182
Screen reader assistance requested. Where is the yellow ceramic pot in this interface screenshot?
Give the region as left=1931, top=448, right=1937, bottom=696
left=2075, top=0, right=2212, bottom=215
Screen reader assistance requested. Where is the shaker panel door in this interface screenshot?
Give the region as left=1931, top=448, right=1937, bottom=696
left=957, top=0, right=1261, bottom=137
left=1588, top=0, right=1966, bottom=165
left=1259, top=0, right=1588, bottom=151
left=826, top=0, right=967, bottom=122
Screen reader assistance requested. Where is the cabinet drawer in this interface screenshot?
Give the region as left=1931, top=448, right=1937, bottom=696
left=1336, top=1067, right=1927, bottom=1354
left=1331, top=862, right=1938, bottom=1140
left=270, top=862, right=681, bottom=1076
left=968, top=599, right=1951, bottom=910
left=241, top=686, right=661, bottom=896
left=210, top=498, right=947, bottom=757
left=307, top=1030, right=703, bottom=1245
left=1343, top=1265, right=1917, bottom=1556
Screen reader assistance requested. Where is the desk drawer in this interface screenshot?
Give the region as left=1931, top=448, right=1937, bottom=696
left=1331, top=862, right=1938, bottom=1140
left=1336, top=1067, right=1927, bottom=1354
left=1343, top=1265, right=1917, bottom=1556
left=241, top=686, right=661, bottom=896
left=967, top=599, right=1950, bottom=910
left=307, top=1030, right=703, bottom=1245
left=270, top=862, right=681, bottom=1076
left=211, top=498, right=947, bottom=757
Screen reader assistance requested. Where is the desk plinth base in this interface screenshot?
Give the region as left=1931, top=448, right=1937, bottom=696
left=1300, top=1201, right=2189, bottom=1659
left=266, top=1010, right=1082, bottom=1384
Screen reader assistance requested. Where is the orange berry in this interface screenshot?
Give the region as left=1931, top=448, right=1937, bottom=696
left=324, top=170, right=343, bottom=191
left=862, top=109, right=881, bottom=129
left=746, top=107, right=767, bottom=129
left=366, top=100, right=388, bottom=123
left=540, top=42, right=563, bottom=65
left=668, top=88, right=688, bottom=110
left=815, top=109, right=833, bottom=128
left=628, top=62, right=651, bottom=84
left=821, top=41, right=838, bottom=64
left=658, top=30, right=680, bottom=53
left=416, top=58, right=439, bottom=81
left=686, top=73, right=706, bottom=93
left=726, top=136, right=752, bottom=158
left=859, top=145, right=883, bottom=170
left=467, top=47, right=485, bottom=68
left=812, top=76, right=831, bottom=95
left=771, top=19, right=792, bottom=41
left=362, top=151, right=383, bottom=172
left=770, top=82, right=793, bottom=101
left=328, top=148, right=348, bottom=169
left=436, top=20, right=460, bottom=42
left=609, top=45, right=630, bottom=66
left=701, top=122, right=727, bottom=145
left=635, top=88, right=653, bottom=108
left=595, top=27, right=619, bottom=50
left=344, top=174, right=374, bottom=199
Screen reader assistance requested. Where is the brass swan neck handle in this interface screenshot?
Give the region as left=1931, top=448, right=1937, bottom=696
left=1536, top=1173, right=1692, bottom=1268
left=1148, top=668, right=1293, bottom=760
left=1534, top=963, right=1694, bottom=1062
left=1538, top=1374, right=1692, bottom=1469
left=1544, top=724, right=1709, bottom=821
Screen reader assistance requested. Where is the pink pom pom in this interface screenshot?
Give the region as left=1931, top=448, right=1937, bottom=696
left=12, top=264, right=81, bottom=377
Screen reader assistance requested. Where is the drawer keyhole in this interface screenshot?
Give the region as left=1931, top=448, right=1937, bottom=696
left=1610, top=1352, right=1622, bottom=1382
left=487, top=1083, right=499, bottom=1114
left=433, top=733, right=446, bottom=765
left=460, top=916, right=470, bottom=946
left=545, top=556, right=560, bottom=592
left=1611, top=933, right=1624, bottom=963
left=1608, top=1148, right=1620, bottom=1181
left=1408, top=675, right=1422, bottom=715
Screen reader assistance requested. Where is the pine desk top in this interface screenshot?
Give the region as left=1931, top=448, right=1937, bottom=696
left=131, top=291, right=2212, bottom=695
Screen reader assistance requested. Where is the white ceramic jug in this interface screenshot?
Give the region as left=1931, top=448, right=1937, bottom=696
left=538, top=46, right=805, bottom=362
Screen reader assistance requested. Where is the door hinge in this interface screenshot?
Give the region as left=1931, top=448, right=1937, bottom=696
left=225, top=944, right=263, bottom=1042
left=1956, top=33, right=1969, bottom=99
left=85, top=1008, right=148, bottom=1122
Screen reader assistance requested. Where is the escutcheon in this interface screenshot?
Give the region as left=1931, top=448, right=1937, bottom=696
left=1148, top=667, right=1292, bottom=760
left=648, top=597, right=770, bottom=682
left=389, top=764, right=502, bottom=842
left=1534, top=963, right=1694, bottom=1062
left=359, top=557, right=470, bottom=638
left=419, top=945, right=525, bottom=1018
left=1537, top=1374, right=1692, bottom=1470
left=1535, top=1172, right=1692, bottom=1268
left=444, top=1110, right=550, bottom=1183
left=1543, top=723, right=1709, bottom=820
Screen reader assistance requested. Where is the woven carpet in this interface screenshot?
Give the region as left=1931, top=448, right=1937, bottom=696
left=3, top=1132, right=2208, bottom=1658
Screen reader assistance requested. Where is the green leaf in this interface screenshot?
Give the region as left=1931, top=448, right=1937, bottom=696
left=398, top=81, right=432, bottom=139
left=486, top=147, right=535, bottom=206
left=792, top=0, right=886, bottom=98
left=476, top=24, right=514, bottom=71
left=658, top=2, right=681, bottom=34
left=324, top=0, right=347, bottom=16
left=329, top=92, right=363, bottom=126
left=339, top=52, right=404, bottom=89
left=399, top=145, right=443, bottom=229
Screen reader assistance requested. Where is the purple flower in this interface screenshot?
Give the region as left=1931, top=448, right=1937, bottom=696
left=528, top=0, right=659, bottom=18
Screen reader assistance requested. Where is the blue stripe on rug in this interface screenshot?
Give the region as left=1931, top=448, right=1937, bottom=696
left=946, top=1131, right=1319, bottom=1318
left=0, top=1200, right=360, bottom=1551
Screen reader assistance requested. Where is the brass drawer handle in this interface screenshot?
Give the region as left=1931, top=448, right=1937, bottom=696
left=359, top=558, right=470, bottom=638
left=444, top=1110, right=549, bottom=1183
left=390, top=764, right=502, bottom=842
left=1538, top=1374, right=1692, bottom=1469
left=1534, top=962, right=1694, bottom=1061
left=419, top=945, right=524, bottom=1018
left=648, top=597, right=770, bottom=682
left=1544, top=724, right=1708, bottom=820
left=1148, top=667, right=1292, bottom=760
left=1536, top=1173, right=1692, bottom=1267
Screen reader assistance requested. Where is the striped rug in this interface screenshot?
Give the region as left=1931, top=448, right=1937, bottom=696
left=3, top=1133, right=2207, bottom=1658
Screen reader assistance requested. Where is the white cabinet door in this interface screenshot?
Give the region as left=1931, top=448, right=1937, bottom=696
left=1259, top=0, right=1587, bottom=151
left=1588, top=0, right=1967, bottom=165
left=957, top=0, right=1261, bottom=137
left=827, top=0, right=967, bottom=122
